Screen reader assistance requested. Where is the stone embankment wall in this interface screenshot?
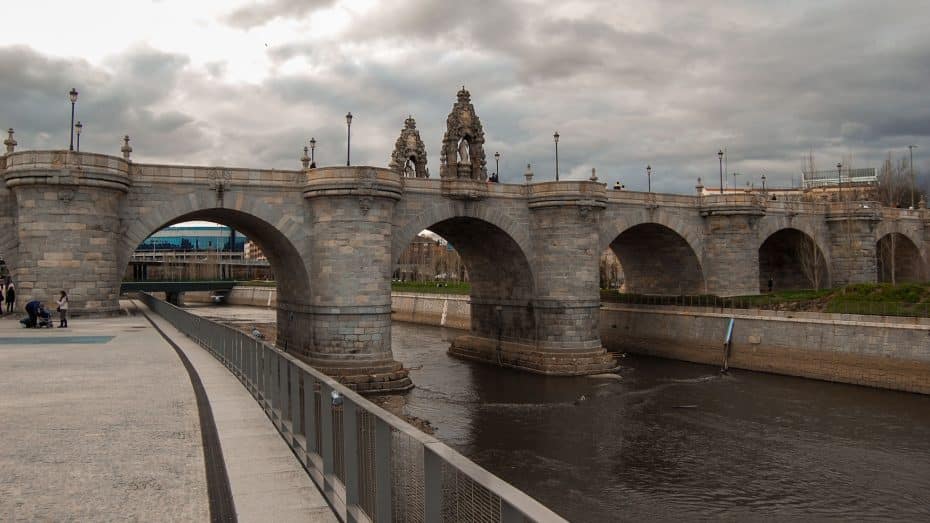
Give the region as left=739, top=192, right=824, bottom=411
left=601, top=304, right=930, bottom=395
left=184, top=287, right=471, bottom=329
left=186, top=287, right=930, bottom=394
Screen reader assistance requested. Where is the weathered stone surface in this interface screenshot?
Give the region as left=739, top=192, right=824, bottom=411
left=1, top=140, right=928, bottom=385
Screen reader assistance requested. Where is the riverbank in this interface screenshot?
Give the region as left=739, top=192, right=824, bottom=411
left=184, top=287, right=930, bottom=395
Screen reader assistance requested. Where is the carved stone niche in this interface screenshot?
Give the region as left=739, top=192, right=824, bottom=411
left=389, top=116, right=429, bottom=178
left=439, top=87, right=487, bottom=182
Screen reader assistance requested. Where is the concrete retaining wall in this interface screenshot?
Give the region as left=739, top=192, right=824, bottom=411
left=184, top=287, right=470, bottom=329
left=601, top=304, right=930, bottom=395
left=185, top=286, right=930, bottom=394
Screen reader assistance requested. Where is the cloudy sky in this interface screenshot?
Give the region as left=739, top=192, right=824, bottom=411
left=2, top=0, right=928, bottom=193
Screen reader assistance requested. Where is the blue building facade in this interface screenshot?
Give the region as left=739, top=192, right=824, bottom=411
left=139, top=225, right=248, bottom=252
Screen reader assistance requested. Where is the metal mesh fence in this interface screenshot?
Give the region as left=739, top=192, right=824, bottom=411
left=137, top=293, right=565, bottom=523
left=441, top=462, right=503, bottom=522
left=391, top=429, right=425, bottom=522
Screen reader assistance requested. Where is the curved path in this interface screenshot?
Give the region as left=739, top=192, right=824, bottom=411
left=0, top=301, right=335, bottom=522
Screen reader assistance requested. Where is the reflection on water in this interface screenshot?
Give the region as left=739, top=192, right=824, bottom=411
left=392, top=322, right=930, bottom=522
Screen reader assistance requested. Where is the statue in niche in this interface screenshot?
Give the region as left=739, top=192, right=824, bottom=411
left=389, top=116, right=429, bottom=178
left=439, top=87, right=487, bottom=181
left=457, top=137, right=471, bottom=165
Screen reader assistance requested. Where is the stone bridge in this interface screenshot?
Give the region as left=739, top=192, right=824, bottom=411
left=2, top=89, right=927, bottom=391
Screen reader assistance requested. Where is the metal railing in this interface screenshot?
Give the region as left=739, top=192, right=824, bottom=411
left=600, top=291, right=930, bottom=319
left=139, top=293, right=566, bottom=523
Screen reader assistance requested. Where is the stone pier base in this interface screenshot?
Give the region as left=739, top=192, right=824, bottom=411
left=305, top=357, right=413, bottom=393
left=449, top=335, right=619, bottom=376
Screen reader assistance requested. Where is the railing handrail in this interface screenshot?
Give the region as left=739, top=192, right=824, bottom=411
left=139, top=292, right=567, bottom=523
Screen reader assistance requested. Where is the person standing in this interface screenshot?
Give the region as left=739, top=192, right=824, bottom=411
left=5, top=279, right=15, bottom=314
left=56, top=290, right=69, bottom=328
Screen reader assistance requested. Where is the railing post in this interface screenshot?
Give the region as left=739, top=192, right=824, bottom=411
left=374, top=417, right=392, bottom=522
left=279, top=354, right=289, bottom=427
left=320, top=382, right=336, bottom=497
left=304, top=374, right=318, bottom=457
left=343, top=400, right=360, bottom=521
left=424, top=447, right=443, bottom=522
left=290, top=361, right=300, bottom=442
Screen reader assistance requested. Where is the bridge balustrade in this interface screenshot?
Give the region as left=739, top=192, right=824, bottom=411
left=139, top=293, right=566, bottom=523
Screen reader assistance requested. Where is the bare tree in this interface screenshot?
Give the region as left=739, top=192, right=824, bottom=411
left=875, top=153, right=913, bottom=208
left=878, top=230, right=899, bottom=285
left=796, top=235, right=826, bottom=291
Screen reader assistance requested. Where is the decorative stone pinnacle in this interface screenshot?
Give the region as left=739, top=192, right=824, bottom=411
left=404, top=115, right=416, bottom=129
left=300, top=146, right=310, bottom=169
left=590, top=167, right=598, bottom=182
left=524, top=163, right=533, bottom=183
left=121, top=135, right=132, bottom=160
left=4, top=128, right=16, bottom=154
left=457, top=86, right=470, bottom=103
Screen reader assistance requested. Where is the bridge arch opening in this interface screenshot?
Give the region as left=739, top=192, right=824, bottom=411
left=877, top=233, right=924, bottom=284
left=758, top=228, right=830, bottom=291
left=393, top=216, right=537, bottom=343
left=605, top=223, right=705, bottom=295
left=123, top=208, right=313, bottom=350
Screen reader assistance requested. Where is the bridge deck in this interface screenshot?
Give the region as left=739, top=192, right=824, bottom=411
left=0, top=301, right=335, bottom=522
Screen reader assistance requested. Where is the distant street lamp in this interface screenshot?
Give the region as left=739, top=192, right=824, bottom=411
left=68, top=88, right=79, bottom=151
left=345, top=112, right=353, bottom=166
left=836, top=162, right=842, bottom=197
left=494, top=151, right=500, bottom=181
left=717, top=149, right=724, bottom=194
left=908, top=145, right=918, bottom=208
left=74, top=121, right=83, bottom=152
left=761, top=173, right=766, bottom=193
left=309, top=137, right=316, bottom=168
left=646, top=164, right=652, bottom=193
left=553, top=131, right=560, bottom=181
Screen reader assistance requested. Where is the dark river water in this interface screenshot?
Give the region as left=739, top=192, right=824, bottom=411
left=191, top=306, right=930, bottom=521
left=391, top=322, right=930, bottom=522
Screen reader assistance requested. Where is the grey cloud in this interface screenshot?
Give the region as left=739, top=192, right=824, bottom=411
left=223, top=0, right=336, bottom=29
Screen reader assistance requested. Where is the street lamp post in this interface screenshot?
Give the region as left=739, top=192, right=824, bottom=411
left=345, top=112, right=352, bottom=166
left=74, top=121, right=83, bottom=152
left=717, top=149, right=724, bottom=194
left=761, top=173, right=766, bottom=193
left=494, top=151, right=500, bottom=181
left=553, top=132, right=560, bottom=181
left=909, top=145, right=918, bottom=208
left=836, top=163, right=842, bottom=198
left=646, top=164, right=652, bottom=193
left=68, top=88, right=79, bottom=151
left=309, top=137, right=316, bottom=168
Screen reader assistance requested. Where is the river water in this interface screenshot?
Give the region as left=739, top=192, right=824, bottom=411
left=192, top=305, right=930, bottom=522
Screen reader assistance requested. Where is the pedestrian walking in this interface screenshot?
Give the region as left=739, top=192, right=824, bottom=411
left=5, top=279, right=15, bottom=314
left=767, top=274, right=774, bottom=293
left=56, top=290, right=69, bottom=328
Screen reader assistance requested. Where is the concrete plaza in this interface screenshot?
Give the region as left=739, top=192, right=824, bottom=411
left=0, top=301, right=334, bottom=522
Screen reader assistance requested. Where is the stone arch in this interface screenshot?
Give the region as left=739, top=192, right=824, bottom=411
left=758, top=228, right=831, bottom=291
left=877, top=232, right=925, bottom=283
left=392, top=201, right=532, bottom=269
left=601, top=220, right=706, bottom=295
left=120, top=188, right=313, bottom=349
left=393, top=203, right=537, bottom=343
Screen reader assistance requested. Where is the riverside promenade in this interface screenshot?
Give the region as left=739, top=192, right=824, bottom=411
left=0, top=300, right=335, bottom=522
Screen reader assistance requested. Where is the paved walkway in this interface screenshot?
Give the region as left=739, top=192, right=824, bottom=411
left=0, top=302, right=335, bottom=522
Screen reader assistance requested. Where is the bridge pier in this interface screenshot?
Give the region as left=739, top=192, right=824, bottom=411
left=449, top=182, right=618, bottom=375
left=3, top=152, right=129, bottom=314
left=827, top=203, right=881, bottom=286
left=301, top=167, right=412, bottom=392
left=699, top=195, right=765, bottom=296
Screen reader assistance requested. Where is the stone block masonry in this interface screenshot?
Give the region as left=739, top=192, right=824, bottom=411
left=601, top=304, right=930, bottom=395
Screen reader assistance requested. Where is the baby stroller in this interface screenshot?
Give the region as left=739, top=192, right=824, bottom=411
left=20, top=305, right=53, bottom=328
left=36, top=307, right=53, bottom=328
